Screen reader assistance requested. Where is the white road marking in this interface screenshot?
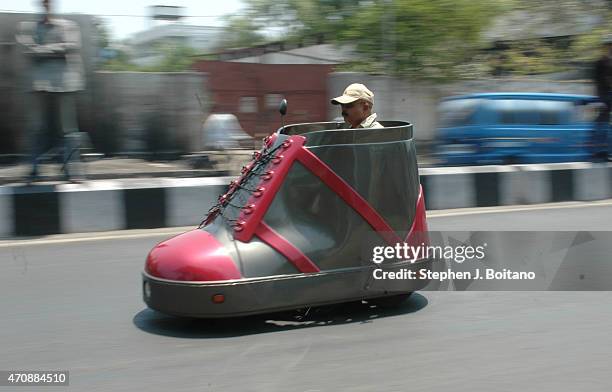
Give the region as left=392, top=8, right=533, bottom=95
left=427, top=199, right=612, bottom=218
left=0, top=227, right=193, bottom=247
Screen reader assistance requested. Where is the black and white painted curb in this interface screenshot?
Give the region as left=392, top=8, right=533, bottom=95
left=420, top=162, right=612, bottom=210
left=0, top=162, right=610, bottom=237
left=0, top=178, right=229, bottom=238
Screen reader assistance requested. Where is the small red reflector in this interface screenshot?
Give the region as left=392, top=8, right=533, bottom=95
left=212, top=294, right=225, bottom=304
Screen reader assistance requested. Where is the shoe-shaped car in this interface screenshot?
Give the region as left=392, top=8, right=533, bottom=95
left=142, top=112, right=431, bottom=318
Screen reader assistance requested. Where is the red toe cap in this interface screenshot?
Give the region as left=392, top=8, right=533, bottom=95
left=145, top=229, right=242, bottom=281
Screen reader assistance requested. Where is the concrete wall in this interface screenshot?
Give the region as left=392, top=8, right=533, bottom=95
left=92, top=72, right=209, bottom=154
left=328, top=72, right=596, bottom=141
left=0, top=13, right=209, bottom=156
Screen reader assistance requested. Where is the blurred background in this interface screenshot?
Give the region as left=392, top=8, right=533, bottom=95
left=2, top=6, right=612, bottom=381
left=1, top=0, right=611, bottom=181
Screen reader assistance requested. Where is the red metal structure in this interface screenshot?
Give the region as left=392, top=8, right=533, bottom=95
left=193, top=61, right=333, bottom=137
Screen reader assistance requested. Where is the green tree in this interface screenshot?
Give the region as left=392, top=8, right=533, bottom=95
left=216, top=15, right=267, bottom=50
left=234, top=0, right=357, bottom=41
left=340, top=0, right=506, bottom=80
left=101, top=49, right=140, bottom=71
left=486, top=0, right=611, bottom=76
left=101, top=42, right=199, bottom=72
left=153, top=42, right=198, bottom=71
left=224, top=0, right=509, bottom=80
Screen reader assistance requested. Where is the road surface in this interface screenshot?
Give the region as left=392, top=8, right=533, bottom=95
left=1, top=200, right=611, bottom=391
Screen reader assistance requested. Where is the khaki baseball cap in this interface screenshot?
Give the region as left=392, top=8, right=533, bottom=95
left=331, top=83, right=374, bottom=105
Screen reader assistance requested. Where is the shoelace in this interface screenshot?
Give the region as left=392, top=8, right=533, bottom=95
left=199, top=138, right=283, bottom=229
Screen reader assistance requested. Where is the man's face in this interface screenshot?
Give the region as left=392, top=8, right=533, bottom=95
left=341, top=100, right=369, bottom=127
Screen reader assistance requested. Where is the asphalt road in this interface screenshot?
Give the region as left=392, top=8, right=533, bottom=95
left=1, top=201, right=612, bottom=391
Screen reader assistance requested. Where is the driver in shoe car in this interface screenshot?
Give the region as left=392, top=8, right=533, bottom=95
left=331, top=83, right=383, bottom=129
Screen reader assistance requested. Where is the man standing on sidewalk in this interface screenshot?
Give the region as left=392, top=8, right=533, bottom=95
left=592, top=36, right=612, bottom=162
left=16, top=0, right=85, bottom=181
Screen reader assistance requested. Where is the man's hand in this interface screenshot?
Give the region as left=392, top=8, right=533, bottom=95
left=16, top=20, right=81, bottom=57
left=23, top=44, right=67, bottom=57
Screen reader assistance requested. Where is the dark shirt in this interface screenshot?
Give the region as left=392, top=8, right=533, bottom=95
left=594, top=55, right=612, bottom=101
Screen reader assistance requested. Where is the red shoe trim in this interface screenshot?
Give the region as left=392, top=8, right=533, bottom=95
left=296, top=147, right=404, bottom=245
left=255, top=222, right=321, bottom=273
left=234, top=135, right=430, bottom=270
left=234, top=136, right=306, bottom=242
left=405, top=184, right=429, bottom=247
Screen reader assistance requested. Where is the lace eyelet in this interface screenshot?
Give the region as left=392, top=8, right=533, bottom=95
left=253, top=187, right=265, bottom=197
left=262, top=171, right=274, bottom=181
left=282, top=139, right=293, bottom=149
left=242, top=204, right=256, bottom=215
